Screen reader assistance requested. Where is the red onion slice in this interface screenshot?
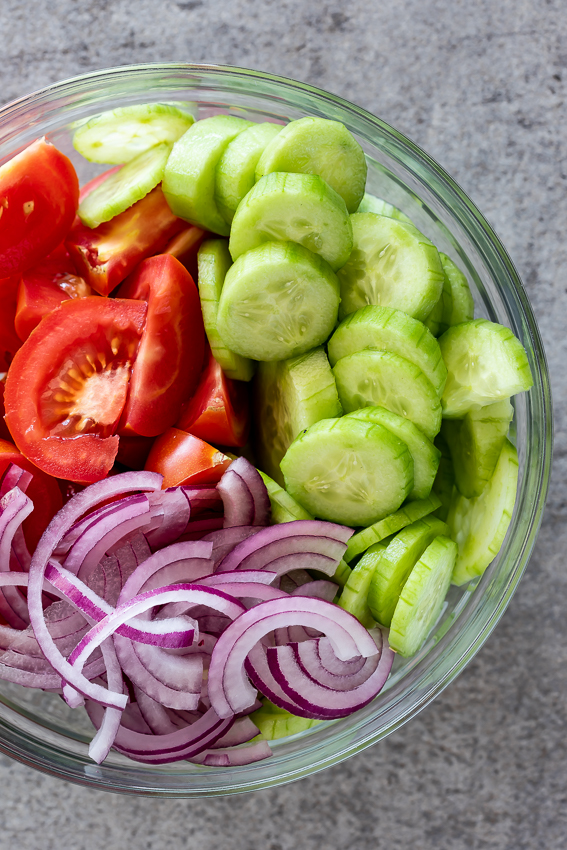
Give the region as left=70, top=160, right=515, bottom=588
left=145, top=487, right=191, bottom=549
left=203, top=525, right=262, bottom=567
left=118, top=540, right=214, bottom=603
left=219, top=458, right=271, bottom=527
left=191, top=739, right=272, bottom=767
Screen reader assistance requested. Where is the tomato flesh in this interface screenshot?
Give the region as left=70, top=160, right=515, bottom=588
left=163, top=224, right=206, bottom=281
left=117, top=254, right=205, bottom=437
left=145, top=428, right=231, bottom=487
left=0, top=138, right=79, bottom=276
left=0, top=276, right=22, bottom=370
left=4, top=297, right=147, bottom=483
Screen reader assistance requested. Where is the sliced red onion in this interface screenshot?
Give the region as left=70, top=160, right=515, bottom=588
left=180, top=517, right=225, bottom=540
left=245, top=643, right=315, bottom=717
left=118, top=540, right=214, bottom=603
left=291, top=581, right=339, bottom=603
left=88, top=639, right=125, bottom=764
left=219, top=458, right=271, bottom=527
left=132, top=642, right=203, bottom=692
left=196, top=570, right=278, bottom=588
left=191, top=739, right=272, bottom=767
left=181, top=486, right=222, bottom=514
left=0, top=487, right=34, bottom=627
left=202, top=525, right=262, bottom=567
left=217, top=468, right=255, bottom=528
left=113, top=635, right=201, bottom=710
left=209, top=715, right=259, bottom=749
left=133, top=684, right=185, bottom=735
left=293, top=636, right=381, bottom=691
left=145, top=488, right=191, bottom=549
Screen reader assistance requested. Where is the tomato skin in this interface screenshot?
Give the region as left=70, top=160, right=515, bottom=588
left=163, top=225, right=207, bottom=281
left=0, top=138, right=79, bottom=276
left=15, top=243, right=92, bottom=341
left=0, top=276, right=22, bottom=371
left=0, top=381, right=12, bottom=442
left=117, top=254, right=205, bottom=438
left=145, top=428, right=231, bottom=487
left=176, top=351, right=250, bottom=447
left=65, top=186, right=187, bottom=296
left=4, top=296, right=147, bottom=484
left=0, top=438, right=63, bottom=551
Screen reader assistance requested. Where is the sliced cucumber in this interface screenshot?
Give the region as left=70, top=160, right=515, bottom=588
left=367, top=516, right=450, bottom=626
left=344, top=493, right=442, bottom=563
left=72, top=102, right=194, bottom=164
left=281, top=416, right=414, bottom=527
left=442, top=399, right=514, bottom=498
left=439, top=253, right=474, bottom=328
left=356, top=193, right=413, bottom=223
left=254, top=347, right=342, bottom=485
left=229, top=172, right=353, bottom=271
left=255, top=116, right=367, bottom=213
left=332, top=349, right=442, bottom=441
left=389, top=535, right=457, bottom=657
left=337, top=213, right=445, bottom=322
left=215, top=122, right=283, bottom=224
left=431, top=433, right=455, bottom=522
left=337, top=541, right=388, bottom=627
left=347, top=406, right=440, bottom=501
left=328, top=305, right=447, bottom=397
left=251, top=699, right=320, bottom=739
left=162, top=115, right=253, bottom=236
left=258, top=469, right=314, bottom=523
left=77, top=143, right=171, bottom=228
left=423, top=291, right=446, bottom=337
left=449, top=439, right=519, bottom=586
left=197, top=240, right=255, bottom=382
left=217, top=241, right=340, bottom=361
left=439, top=320, right=533, bottom=418
left=332, top=558, right=353, bottom=588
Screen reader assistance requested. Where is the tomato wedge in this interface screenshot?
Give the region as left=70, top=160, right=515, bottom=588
left=176, top=350, right=250, bottom=447
left=4, top=297, right=147, bottom=483
left=0, top=138, right=79, bottom=276
left=117, top=254, right=205, bottom=437
left=145, top=428, right=231, bottom=487
left=15, top=242, right=92, bottom=341
left=163, top=224, right=206, bottom=280
left=0, top=276, right=22, bottom=371
left=66, top=185, right=187, bottom=296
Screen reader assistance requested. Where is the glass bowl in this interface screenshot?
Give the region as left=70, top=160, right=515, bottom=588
left=0, top=63, right=552, bottom=797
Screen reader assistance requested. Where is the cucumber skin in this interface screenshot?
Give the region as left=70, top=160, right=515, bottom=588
left=356, top=193, right=413, bottom=223
left=257, top=469, right=313, bottom=523
left=337, top=541, right=387, bottom=627
left=431, top=433, right=455, bottom=522
left=439, top=253, right=474, bottom=329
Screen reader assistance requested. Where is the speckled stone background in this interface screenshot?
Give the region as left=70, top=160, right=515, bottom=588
left=0, top=1, right=564, bottom=847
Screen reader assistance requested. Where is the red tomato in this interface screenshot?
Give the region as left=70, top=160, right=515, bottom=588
left=0, top=138, right=79, bottom=276
left=117, top=254, right=205, bottom=437
left=0, top=276, right=22, bottom=370
left=0, top=381, right=12, bottom=442
left=0, top=438, right=63, bottom=551
left=145, top=428, right=231, bottom=487
left=66, top=186, right=187, bottom=296
left=4, top=297, right=147, bottom=483
left=163, top=225, right=207, bottom=280
left=15, top=242, right=92, bottom=341
left=176, top=350, right=250, bottom=447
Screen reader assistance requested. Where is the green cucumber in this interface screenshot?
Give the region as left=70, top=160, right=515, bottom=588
left=439, top=253, right=474, bottom=329
left=347, top=406, right=441, bottom=501
left=72, top=102, right=194, bottom=164
left=251, top=700, right=320, bottom=739
left=431, top=433, right=455, bottom=522
left=254, top=347, right=342, bottom=486
left=389, top=535, right=457, bottom=657
left=196, top=240, right=255, bottom=382
left=356, top=193, right=413, bottom=223
left=442, top=399, right=514, bottom=498
left=332, top=559, right=353, bottom=588
left=337, top=213, right=445, bottom=321
left=328, top=305, right=447, bottom=397
left=337, top=541, right=388, bottom=627
left=332, top=349, right=442, bottom=441
left=217, top=241, right=340, bottom=361
left=162, top=115, right=253, bottom=236
left=255, top=116, right=367, bottom=213
left=281, top=416, right=414, bottom=527
left=215, top=122, right=283, bottom=224
left=229, top=172, right=353, bottom=271
left=367, top=515, right=450, bottom=626
left=439, top=320, right=533, bottom=418
left=257, top=470, right=313, bottom=523
left=448, top=439, right=519, bottom=586
left=77, top=143, right=171, bottom=228
left=423, top=291, right=446, bottom=337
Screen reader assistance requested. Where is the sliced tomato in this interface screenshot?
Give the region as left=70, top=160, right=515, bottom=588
left=145, top=428, right=231, bottom=487
left=163, top=225, right=207, bottom=280
left=0, top=380, right=12, bottom=442
left=176, top=350, right=250, bottom=447
left=4, top=297, right=147, bottom=483
left=0, top=276, right=22, bottom=370
left=66, top=186, right=187, bottom=296
left=117, top=254, right=205, bottom=437
left=15, top=242, right=92, bottom=341
left=0, top=438, right=63, bottom=550
left=0, top=138, right=79, bottom=276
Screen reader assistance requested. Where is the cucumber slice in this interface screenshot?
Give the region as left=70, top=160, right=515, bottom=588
left=344, top=493, right=441, bottom=562
left=162, top=115, right=253, bottom=236
left=77, top=143, right=171, bottom=228
left=389, top=535, right=457, bottom=657
left=257, top=470, right=314, bottom=523
left=255, top=116, right=367, bottom=213
left=442, top=399, right=514, bottom=498
left=431, top=433, right=455, bottom=522
left=423, top=291, right=446, bottom=337
left=439, top=253, right=474, bottom=328
left=253, top=347, right=342, bottom=486
left=229, top=172, right=353, bottom=271
left=337, top=541, right=388, bottom=627
left=439, top=320, right=533, bottom=418
left=449, top=439, right=519, bottom=586
left=337, top=213, right=445, bottom=322
left=197, top=240, right=255, bottom=382
left=281, top=416, right=414, bottom=527
left=328, top=305, right=447, bottom=397
left=72, top=103, right=194, bottom=164
left=347, top=406, right=441, bottom=501
left=356, top=193, right=413, bottom=223
left=251, top=699, right=320, bottom=739
left=217, top=241, right=340, bottom=361
left=332, top=349, right=442, bottom=441
left=367, top=516, right=450, bottom=626
left=215, top=122, right=283, bottom=224
left=332, top=559, right=353, bottom=588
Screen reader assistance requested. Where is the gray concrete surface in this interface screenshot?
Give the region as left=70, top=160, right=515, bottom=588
left=0, top=0, right=565, bottom=847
